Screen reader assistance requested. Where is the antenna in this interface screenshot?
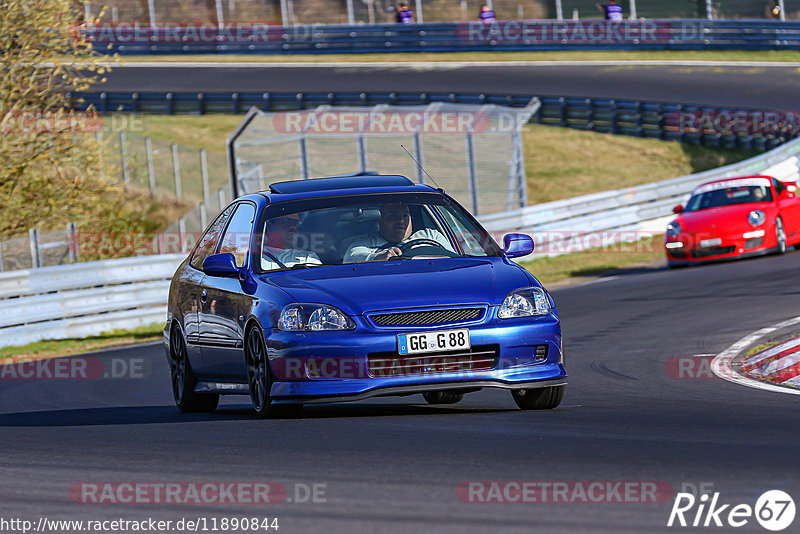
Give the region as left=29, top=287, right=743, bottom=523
left=400, top=144, right=442, bottom=191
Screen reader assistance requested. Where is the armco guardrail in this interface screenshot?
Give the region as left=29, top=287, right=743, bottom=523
left=0, top=254, right=185, bottom=348
left=478, top=136, right=800, bottom=255
left=85, top=20, right=800, bottom=54
left=72, top=91, right=793, bottom=152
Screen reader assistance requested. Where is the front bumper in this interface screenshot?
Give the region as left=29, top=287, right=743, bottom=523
left=665, top=230, right=772, bottom=265
left=264, top=311, right=565, bottom=402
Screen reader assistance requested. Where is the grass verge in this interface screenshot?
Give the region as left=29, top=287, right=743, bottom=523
left=0, top=324, right=163, bottom=363
left=517, top=234, right=664, bottom=285
left=104, top=50, right=800, bottom=63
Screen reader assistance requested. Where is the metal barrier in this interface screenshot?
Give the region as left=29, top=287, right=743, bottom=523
left=478, top=135, right=800, bottom=255
left=72, top=91, right=795, bottom=153
left=0, top=254, right=184, bottom=348
left=85, top=20, right=800, bottom=54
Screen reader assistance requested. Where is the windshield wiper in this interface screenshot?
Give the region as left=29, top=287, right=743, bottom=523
left=286, top=263, right=332, bottom=270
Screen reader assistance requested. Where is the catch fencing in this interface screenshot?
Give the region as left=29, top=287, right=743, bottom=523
left=84, top=0, right=800, bottom=28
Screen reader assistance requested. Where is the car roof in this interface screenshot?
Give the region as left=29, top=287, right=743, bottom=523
left=253, top=172, right=441, bottom=203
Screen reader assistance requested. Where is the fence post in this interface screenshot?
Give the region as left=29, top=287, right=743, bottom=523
left=555, top=0, right=563, bottom=20
left=66, top=222, right=78, bottom=263
left=215, top=0, right=225, bottom=29
left=178, top=218, right=187, bottom=253
left=148, top=0, right=157, bottom=29
left=413, top=133, right=425, bottom=184
left=415, top=0, right=423, bottom=23
left=705, top=0, right=713, bottom=20
left=280, top=0, right=289, bottom=25
left=200, top=148, right=210, bottom=204
left=629, top=0, right=637, bottom=19
left=29, top=228, right=41, bottom=268
left=171, top=143, right=182, bottom=200
left=779, top=0, right=786, bottom=21
left=218, top=188, right=226, bottom=209
left=0, top=241, right=4, bottom=272
left=145, top=137, right=156, bottom=195
left=514, top=131, right=527, bottom=209
left=465, top=133, right=479, bottom=215
left=298, top=136, right=310, bottom=179
left=120, top=131, right=130, bottom=188
left=346, top=0, right=355, bottom=24
left=200, top=202, right=208, bottom=230
left=357, top=135, right=368, bottom=173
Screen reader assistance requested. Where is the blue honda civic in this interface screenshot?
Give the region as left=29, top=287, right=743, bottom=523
left=164, top=174, right=566, bottom=417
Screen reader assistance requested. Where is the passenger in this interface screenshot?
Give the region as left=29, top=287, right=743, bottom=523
left=343, top=203, right=452, bottom=263
left=261, top=213, right=321, bottom=270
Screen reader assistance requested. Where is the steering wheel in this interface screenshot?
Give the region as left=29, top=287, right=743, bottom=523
left=375, top=238, right=457, bottom=258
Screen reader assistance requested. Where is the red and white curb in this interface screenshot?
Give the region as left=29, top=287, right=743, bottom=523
left=712, top=315, right=800, bottom=396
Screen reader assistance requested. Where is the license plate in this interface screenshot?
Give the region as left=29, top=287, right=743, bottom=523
left=700, top=238, right=722, bottom=248
left=398, top=329, right=471, bottom=355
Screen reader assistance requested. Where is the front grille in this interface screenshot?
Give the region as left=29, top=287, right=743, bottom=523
left=745, top=238, right=764, bottom=249
left=691, top=245, right=735, bottom=259
left=370, top=307, right=483, bottom=327
left=669, top=251, right=687, bottom=259
left=367, top=345, right=499, bottom=377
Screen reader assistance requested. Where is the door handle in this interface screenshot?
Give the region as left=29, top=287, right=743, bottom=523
left=200, top=289, right=208, bottom=303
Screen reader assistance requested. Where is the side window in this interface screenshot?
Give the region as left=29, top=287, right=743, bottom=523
left=189, top=206, right=234, bottom=270
left=218, top=203, right=257, bottom=268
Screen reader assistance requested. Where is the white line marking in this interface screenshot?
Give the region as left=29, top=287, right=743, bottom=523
left=711, top=315, right=800, bottom=396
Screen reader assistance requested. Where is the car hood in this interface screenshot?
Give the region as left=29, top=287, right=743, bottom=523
left=261, top=257, right=532, bottom=315
left=678, top=203, right=772, bottom=233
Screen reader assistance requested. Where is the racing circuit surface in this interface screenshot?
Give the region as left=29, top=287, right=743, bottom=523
left=96, top=62, right=800, bottom=110
left=2, top=252, right=799, bottom=532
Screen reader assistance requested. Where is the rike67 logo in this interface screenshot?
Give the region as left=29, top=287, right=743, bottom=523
left=668, top=490, right=795, bottom=531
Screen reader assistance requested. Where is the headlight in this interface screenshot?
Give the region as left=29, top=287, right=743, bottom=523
left=278, top=304, right=355, bottom=331
left=666, top=221, right=682, bottom=238
left=498, top=287, right=551, bottom=319
left=747, top=210, right=765, bottom=227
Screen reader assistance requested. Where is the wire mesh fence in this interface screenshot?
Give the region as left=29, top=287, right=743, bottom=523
left=84, top=0, right=800, bottom=26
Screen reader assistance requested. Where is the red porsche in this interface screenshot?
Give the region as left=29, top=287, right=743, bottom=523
left=664, top=175, right=800, bottom=267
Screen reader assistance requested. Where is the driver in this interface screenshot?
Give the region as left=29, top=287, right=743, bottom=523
left=343, top=203, right=452, bottom=263
left=261, top=213, right=321, bottom=271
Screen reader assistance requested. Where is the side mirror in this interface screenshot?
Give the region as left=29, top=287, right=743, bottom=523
left=672, top=205, right=684, bottom=214
left=203, top=253, right=240, bottom=277
left=503, top=233, right=535, bottom=258
left=787, top=184, right=798, bottom=193
left=780, top=188, right=796, bottom=200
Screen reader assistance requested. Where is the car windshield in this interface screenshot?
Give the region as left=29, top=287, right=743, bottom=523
left=253, top=192, right=502, bottom=273
left=684, top=182, right=773, bottom=212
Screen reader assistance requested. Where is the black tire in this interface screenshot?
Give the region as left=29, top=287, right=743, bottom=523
left=775, top=217, right=787, bottom=254
left=511, top=386, right=564, bottom=410
left=245, top=326, right=302, bottom=419
left=422, top=391, right=465, bottom=404
left=169, top=325, right=219, bottom=413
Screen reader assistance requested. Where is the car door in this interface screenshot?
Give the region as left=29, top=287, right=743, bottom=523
left=184, top=205, right=235, bottom=375
left=197, top=201, right=257, bottom=381
left=774, top=179, right=800, bottom=242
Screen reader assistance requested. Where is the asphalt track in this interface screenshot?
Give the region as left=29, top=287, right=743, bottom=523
left=95, top=62, right=800, bottom=110
left=2, top=251, right=800, bottom=533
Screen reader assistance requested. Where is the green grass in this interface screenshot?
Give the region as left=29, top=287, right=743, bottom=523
left=105, top=50, right=800, bottom=63
left=517, top=234, right=665, bottom=285
left=114, top=114, right=753, bottom=204
left=0, top=324, right=163, bottom=363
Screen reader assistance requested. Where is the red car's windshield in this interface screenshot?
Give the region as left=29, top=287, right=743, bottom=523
left=685, top=184, right=773, bottom=212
